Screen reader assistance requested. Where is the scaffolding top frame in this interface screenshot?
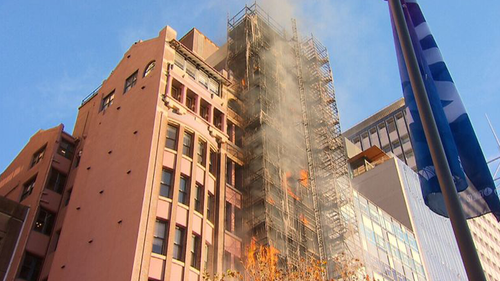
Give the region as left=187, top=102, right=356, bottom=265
left=228, top=2, right=287, bottom=39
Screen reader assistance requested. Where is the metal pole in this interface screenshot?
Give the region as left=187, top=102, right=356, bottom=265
left=387, top=1, right=486, bottom=280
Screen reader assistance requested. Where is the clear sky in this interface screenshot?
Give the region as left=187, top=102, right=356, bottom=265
left=1, top=0, right=500, bottom=174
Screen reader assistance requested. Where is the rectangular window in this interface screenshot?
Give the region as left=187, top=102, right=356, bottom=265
left=209, top=79, right=219, bottom=96
left=58, top=139, right=75, bottom=160
left=166, top=124, right=178, bottom=150
left=30, top=146, right=46, bottom=168
left=225, top=202, right=232, bottom=232
left=179, top=176, right=190, bottom=206
left=226, top=158, right=234, bottom=186
left=207, top=193, right=215, bottom=223
left=197, top=140, right=206, bottom=166
left=186, top=62, right=197, bottom=80
left=198, top=71, right=208, bottom=89
left=160, top=169, right=173, bottom=198
left=209, top=149, right=217, bottom=175
left=46, top=169, right=67, bottom=194
left=21, top=176, right=37, bottom=201
left=186, top=91, right=196, bottom=112
left=182, top=132, right=193, bottom=157
left=200, top=100, right=209, bottom=121
left=100, top=90, right=115, bottom=111
left=152, top=220, right=168, bottom=255
left=235, top=126, right=243, bottom=147
left=18, top=252, right=43, bottom=281
left=173, top=226, right=185, bottom=261
left=64, top=188, right=72, bottom=206
left=194, top=183, right=203, bottom=213
left=34, top=208, right=55, bottom=235
left=174, top=52, right=185, bottom=69
left=224, top=251, right=231, bottom=271
left=190, top=234, right=201, bottom=269
left=171, top=85, right=181, bottom=102
left=235, top=207, right=242, bottom=233
left=213, top=109, right=223, bottom=130
left=124, top=70, right=138, bottom=93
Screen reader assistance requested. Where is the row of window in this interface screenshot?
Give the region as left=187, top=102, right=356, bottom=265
left=170, top=80, right=225, bottom=131
left=29, top=139, right=75, bottom=170
left=160, top=169, right=216, bottom=222
left=173, top=53, right=220, bottom=96
left=21, top=168, right=67, bottom=202
left=152, top=221, right=204, bottom=270
left=99, top=60, right=156, bottom=111
left=165, top=124, right=218, bottom=175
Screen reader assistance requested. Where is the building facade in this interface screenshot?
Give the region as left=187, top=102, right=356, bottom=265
left=0, top=4, right=355, bottom=281
left=345, top=98, right=500, bottom=281
left=349, top=146, right=467, bottom=280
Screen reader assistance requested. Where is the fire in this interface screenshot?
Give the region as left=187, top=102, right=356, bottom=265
left=299, top=214, right=309, bottom=226
left=287, top=188, right=300, bottom=201
left=247, top=238, right=257, bottom=268
left=241, top=78, right=246, bottom=86
left=299, top=169, right=308, bottom=187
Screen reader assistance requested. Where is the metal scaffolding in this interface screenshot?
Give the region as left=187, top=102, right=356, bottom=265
left=227, top=3, right=358, bottom=277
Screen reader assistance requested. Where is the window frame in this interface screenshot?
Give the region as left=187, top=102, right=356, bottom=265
left=21, top=176, right=37, bottom=201
left=178, top=176, right=190, bottom=206
left=18, top=252, right=43, bottom=281
left=182, top=131, right=194, bottom=157
left=197, top=139, right=206, bottom=166
left=30, top=145, right=46, bottom=168
left=33, top=208, right=55, bottom=236
left=194, top=183, right=204, bottom=213
left=152, top=219, right=168, bottom=255
left=124, top=70, right=138, bottom=93
left=57, top=139, right=75, bottom=160
left=160, top=169, right=173, bottom=198
left=190, top=234, right=201, bottom=269
left=46, top=169, right=67, bottom=194
left=173, top=225, right=186, bottom=261
left=100, top=90, right=115, bottom=111
left=143, top=61, right=156, bottom=77
left=166, top=124, right=179, bottom=151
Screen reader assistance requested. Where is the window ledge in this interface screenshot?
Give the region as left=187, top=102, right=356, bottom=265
left=151, top=253, right=166, bottom=260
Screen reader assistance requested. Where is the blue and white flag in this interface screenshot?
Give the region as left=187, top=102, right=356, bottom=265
left=389, top=0, right=500, bottom=221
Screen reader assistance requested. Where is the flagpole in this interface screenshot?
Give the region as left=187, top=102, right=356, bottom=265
left=387, top=0, right=486, bottom=280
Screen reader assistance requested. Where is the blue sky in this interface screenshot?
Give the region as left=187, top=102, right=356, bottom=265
left=1, top=0, right=500, bottom=174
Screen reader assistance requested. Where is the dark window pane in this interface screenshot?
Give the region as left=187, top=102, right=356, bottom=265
left=194, top=184, right=203, bottom=213
left=166, top=125, right=178, bottom=150
left=18, top=252, right=43, bottom=281
left=30, top=146, right=46, bottom=168
left=182, top=132, right=193, bottom=157
left=100, top=90, right=115, bottom=111
left=152, top=220, right=167, bottom=255
left=207, top=193, right=215, bottom=223
left=21, top=176, right=37, bottom=201
left=124, top=70, right=138, bottom=93
left=191, top=234, right=201, bottom=269
left=173, top=226, right=185, bottom=261
left=160, top=170, right=173, bottom=198
left=46, top=169, right=67, bottom=194
left=179, top=176, right=189, bottom=205
left=33, top=208, right=55, bottom=235
left=197, top=140, right=206, bottom=165
left=58, top=139, right=75, bottom=160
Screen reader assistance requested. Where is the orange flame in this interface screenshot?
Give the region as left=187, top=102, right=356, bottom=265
left=247, top=238, right=257, bottom=268
left=299, top=214, right=309, bottom=226
left=241, top=79, right=246, bottom=86
left=299, top=169, right=308, bottom=187
left=287, top=188, right=300, bottom=201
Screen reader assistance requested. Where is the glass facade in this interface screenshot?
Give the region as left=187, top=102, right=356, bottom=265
left=354, top=191, right=426, bottom=281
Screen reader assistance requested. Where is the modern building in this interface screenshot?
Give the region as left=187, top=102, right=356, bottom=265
left=344, top=98, right=416, bottom=170
left=345, top=98, right=500, bottom=281
left=348, top=144, right=467, bottom=280
left=0, top=4, right=356, bottom=281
